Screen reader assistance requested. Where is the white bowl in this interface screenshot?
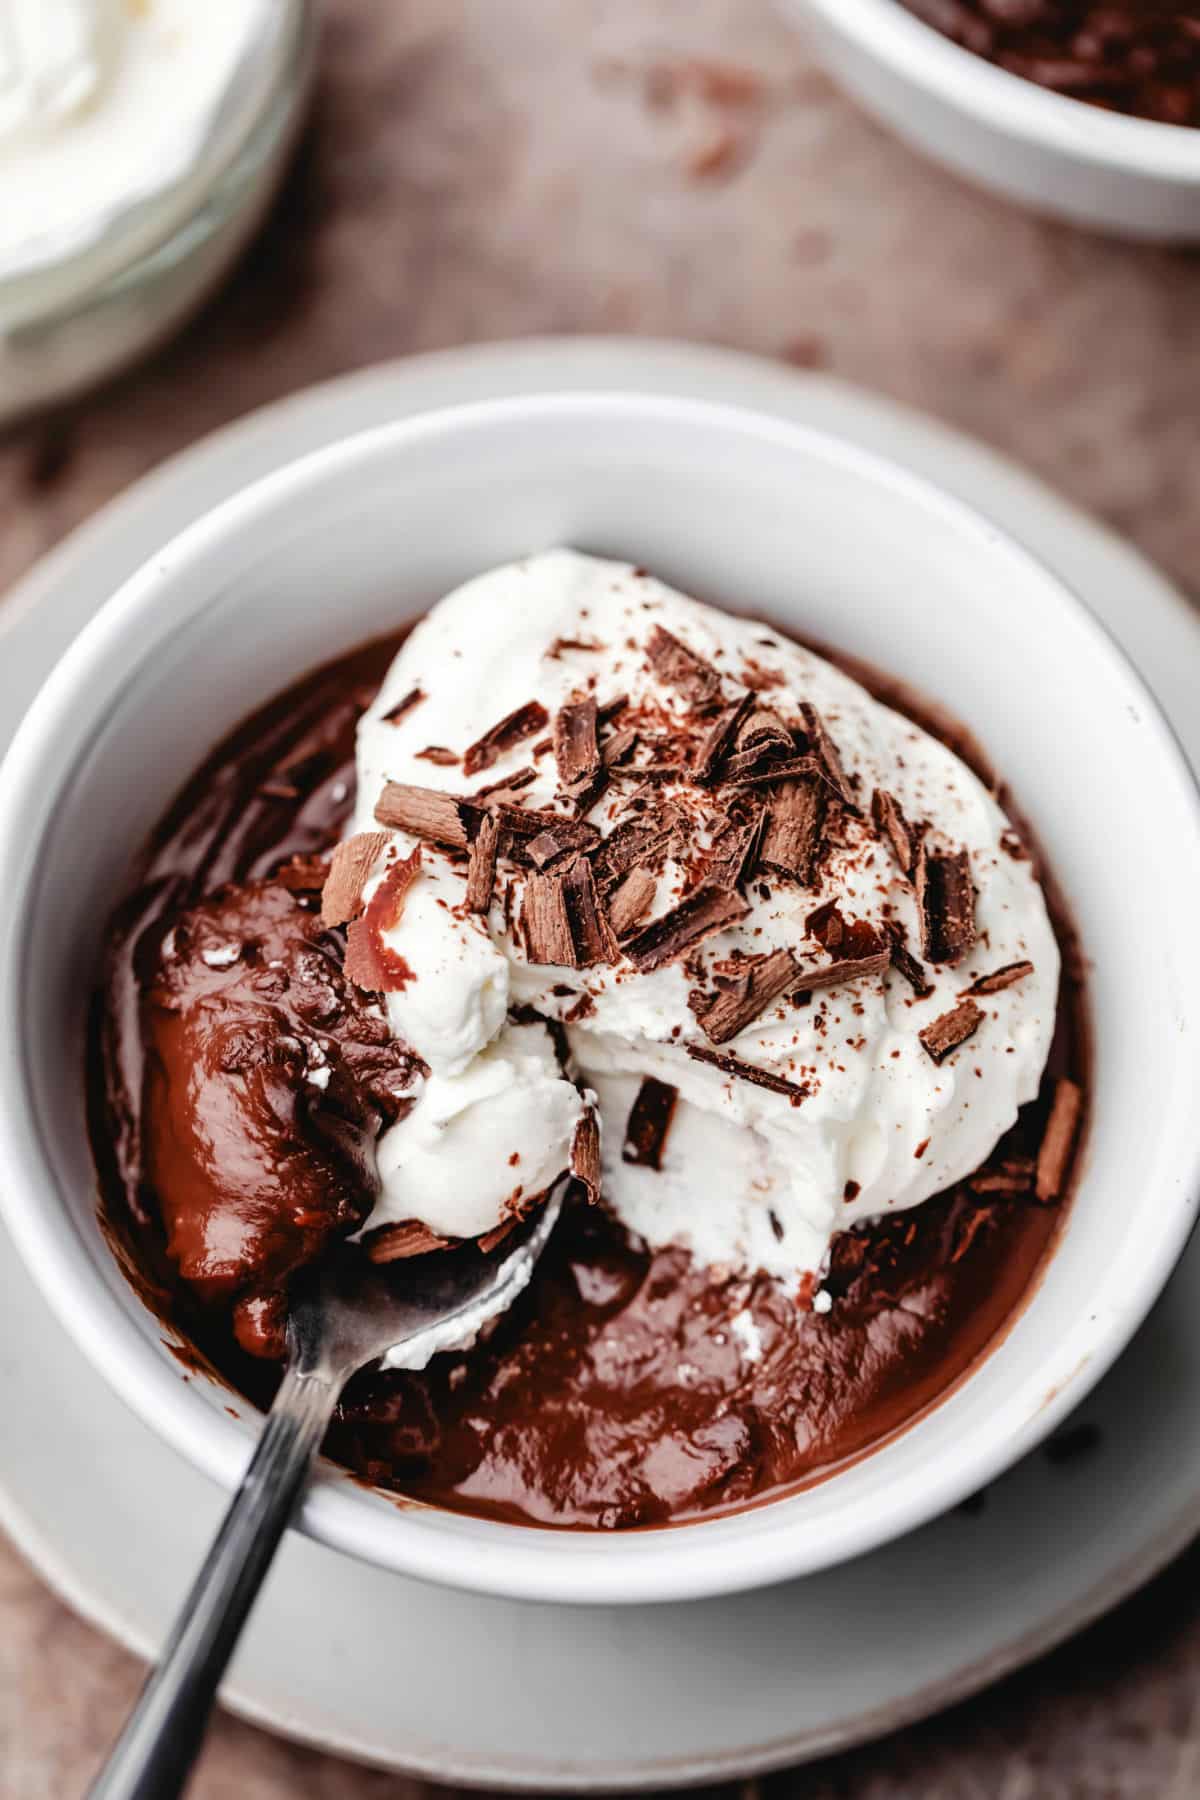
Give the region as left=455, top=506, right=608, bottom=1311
left=787, top=0, right=1200, bottom=241
left=0, top=392, right=1198, bottom=1607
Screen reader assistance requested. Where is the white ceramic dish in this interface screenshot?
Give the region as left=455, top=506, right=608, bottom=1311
left=786, top=0, right=1200, bottom=241
left=1, top=386, right=1199, bottom=1610
left=2, top=342, right=1200, bottom=1784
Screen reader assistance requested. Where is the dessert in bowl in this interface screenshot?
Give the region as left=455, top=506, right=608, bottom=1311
left=0, top=393, right=1197, bottom=1603
left=788, top=0, right=1200, bottom=239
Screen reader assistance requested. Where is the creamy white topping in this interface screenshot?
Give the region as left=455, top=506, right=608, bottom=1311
left=353, top=551, right=1058, bottom=1293
left=0, top=0, right=265, bottom=278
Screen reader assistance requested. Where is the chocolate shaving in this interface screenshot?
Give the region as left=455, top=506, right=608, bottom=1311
left=759, top=778, right=826, bottom=884
left=736, top=706, right=794, bottom=762
left=1036, top=1078, right=1082, bottom=1203
left=570, top=1106, right=602, bottom=1204
left=527, top=828, right=586, bottom=871
left=688, top=946, right=802, bottom=1043
left=686, top=1045, right=810, bottom=1106
left=554, top=696, right=601, bottom=789
left=381, top=687, right=425, bottom=725
left=915, top=841, right=976, bottom=967
left=799, top=904, right=890, bottom=989
left=462, top=700, right=550, bottom=777
left=885, top=922, right=933, bottom=998
left=274, top=856, right=329, bottom=893
left=591, top=811, right=680, bottom=886
left=497, top=808, right=601, bottom=861
left=343, top=848, right=422, bottom=993
left=969, top=1156, right=1035, bottom=1197
left=548, top=636, right=604, bottom=657
left=725, top=754, right=825, bottom=791
left=646, top=624, right=723, bottom=708
left=478, top=1218, right=518, bottom=1255
left=709, top=805, right=768, bottom=889
left=521, top=868, right=576, bottom=967
left=872, top=788, right=915, bottom=875
left=801, top=701, right=856, bottom=808
left=622, top=1077, right=678, bottom=1169
left=601, top=725, right=639, bottom=768
left=320, top=830, right=389, bottom=927
left=622, top=884, right=750, bottom=972
left=560, top=855, right=619, bottom=967
left=374, top=782, right=480, bottom=849
left=918, top=998, right=983, bottom=1064
left=691, top=692, right=754, bottom=784
left=962, top=960, right=1034, bottom=996
left=472, top=765, right=536, bottom=801
left=364, top=1219, right=454, bottom=1263
left=606, top=865, right=657, bottom=937
left=415, top=745, right=459, bottom=767
left=464, top=813, right=500, bottom=914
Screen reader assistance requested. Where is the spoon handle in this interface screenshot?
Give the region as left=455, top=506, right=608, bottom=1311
left=86, top=1362, right=338, bottom=1800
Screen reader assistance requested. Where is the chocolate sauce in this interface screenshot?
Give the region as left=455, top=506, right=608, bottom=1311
left=88, top=628, right=1087, bottom=1531
left=900, top=1, right=1200, bottom=126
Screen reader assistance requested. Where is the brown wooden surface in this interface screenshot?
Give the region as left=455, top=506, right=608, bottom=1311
left=3, top=2, right=1200, bottom=1793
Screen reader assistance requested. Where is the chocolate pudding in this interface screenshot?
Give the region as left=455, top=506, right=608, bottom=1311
left=900, top=2, right=1200, bottom=125
left=89, top=557, right=1087, bottom=1530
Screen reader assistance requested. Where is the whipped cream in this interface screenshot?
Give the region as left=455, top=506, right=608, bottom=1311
left=0, top=0, right=266, bottom=279
left=353, top=551, right=1058, bottom=1293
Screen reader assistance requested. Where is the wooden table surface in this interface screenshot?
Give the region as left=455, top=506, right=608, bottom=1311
left=3, top=3, right=1200, bottom=1794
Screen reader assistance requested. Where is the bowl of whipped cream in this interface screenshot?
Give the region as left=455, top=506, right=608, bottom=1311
left=0, top=391, right=1197, bottom=1605
left=0, top=0, right=315, bottom=425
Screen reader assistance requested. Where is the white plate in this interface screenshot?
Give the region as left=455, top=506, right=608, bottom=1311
left=2, top=339, right=1198, bottom=1790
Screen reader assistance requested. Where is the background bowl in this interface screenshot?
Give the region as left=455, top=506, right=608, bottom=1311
left=0, top=392, right=1197, bottom=1606
left=787, top=0, right=1200, bottom=241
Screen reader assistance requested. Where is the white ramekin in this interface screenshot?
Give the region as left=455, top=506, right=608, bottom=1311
left=786, top=0, right=1200, bottom=240
left=0, top=392, right=1198, bottom=1607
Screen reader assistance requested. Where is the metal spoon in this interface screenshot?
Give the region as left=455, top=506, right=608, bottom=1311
left=87, top=1193, right=562, bottom=1800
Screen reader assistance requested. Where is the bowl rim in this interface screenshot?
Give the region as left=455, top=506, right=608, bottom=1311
left=798, top=0, right=1200, bottom=179
left=1, top=388, right=1199, bottom=1606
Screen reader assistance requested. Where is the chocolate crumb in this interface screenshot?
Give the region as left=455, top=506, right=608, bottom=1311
left=472, top=766, right=537, bottom=802
left=415, top=746, right=460, bottom=767
left=622, top=1077, right=679, bottom=1170
left=843, top=1180, right=860, bottom=1201
left=962, top=960, right=1034, bottom=996
left=320, top=830, right=389, bottom=927
left=1035, top=1078, right=1082, bottom=1202
left=462, top=701, right=550, bottom=777
left=919, top=998, right=983, bottom=1064
left=687, top=1044, right=810, bottom=1105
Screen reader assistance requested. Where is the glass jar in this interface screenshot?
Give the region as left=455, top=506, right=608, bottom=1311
left=0, top=0, right=316, bottom=427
